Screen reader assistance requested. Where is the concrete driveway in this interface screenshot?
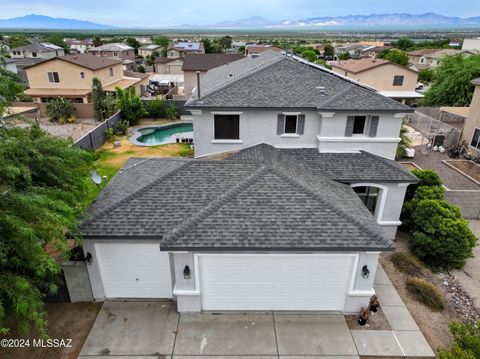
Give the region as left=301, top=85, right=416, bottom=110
left=79, top=301, right=359, bottom=358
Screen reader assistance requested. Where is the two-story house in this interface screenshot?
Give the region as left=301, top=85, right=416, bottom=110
left=65, top=39, right=93, bottom=54
left=330, top=57, right=421, bottom=105
left=408, top=48, right=472, bottom=70
left=79, top=50, right=418, bottom=315
left=138, top=44, right=162, bottom=57
left=167, top=41, right=204, bottom=59
left=9, top=41, right=65, bottom=59
left=24, top=54, right=147, bottom=103
left=88, top=43, right=135, bottom=70
left=182, top=53, right=244, bottom=97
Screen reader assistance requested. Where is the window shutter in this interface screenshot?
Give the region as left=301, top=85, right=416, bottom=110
left=277, top=114, right=285, bottom=135
left=369, top=116, right=379, bottom=137
left=345, top=116, right=355, bottom=137
left=297, top=114, right=305, bottom=135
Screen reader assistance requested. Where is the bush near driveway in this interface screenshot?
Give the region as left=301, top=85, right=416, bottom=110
left=391, top=252, right=426, bottom=277
left=406, top=277, right=445, bottom=311
left=402, top=169, right=477, bottom=271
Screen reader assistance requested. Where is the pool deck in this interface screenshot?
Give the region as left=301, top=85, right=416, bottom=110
left=129, top=120, right=193, bottom=146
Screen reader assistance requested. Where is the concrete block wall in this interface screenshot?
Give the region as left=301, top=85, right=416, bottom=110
left=445, top=190, right=480, bottom=219
left=62, top=261, right=93, bottom=302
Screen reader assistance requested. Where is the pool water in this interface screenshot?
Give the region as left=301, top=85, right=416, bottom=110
left=137, top=123, right=193, bottom=145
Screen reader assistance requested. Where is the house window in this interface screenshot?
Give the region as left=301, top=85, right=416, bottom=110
left=214, top=114, right=240, bottom=140
left=32, top=52, right=37, bottom=57
left=113, top=52, right=119, bottom=57
left=420, top=58, right=425, bottom=63
left=470, top=128, right=480, bottom=149
left=80, top=72, right=85, bottom=79
left=47, top=72, right=60, bottom=83
left=284, top=115, right=297, bottom=134
left=353, top=186, right=379, bottom=214
left=109, top=67, right=114, bottom=76
left=393, top=75, right=404, bottom=86
left=352, top=116, right=366, bottom=134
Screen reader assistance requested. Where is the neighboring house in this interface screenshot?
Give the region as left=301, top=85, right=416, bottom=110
left=154, top=57, right=184, bottom=74
left=65, top=39, right=93, bottom=54
left=167, top=41, right=204, bottom=59
left=408, top=48, right=471, bottom=69
left=461, top=78, right=480, bottom=152
left=88, top=43, right=135, bottom=70
left=80, top=144, right=417, bottom=313
left=355, top=45, right=392, bottom=59
left=9, top=41, right=65, bottom=59
left=138, top=44, right=162, bottom=57
left=462, top=38, right=480, bottom=53
left=330, top=58, right=421, bottom=105
left=1, top=57, right=17, bottom=73
left=186, top=51, right=413, bottom=161
left=182, top=53, right=244, bottom=97
left=24, top=54, right=144, bottom=103
left=245, top=44, right=283, bottom=55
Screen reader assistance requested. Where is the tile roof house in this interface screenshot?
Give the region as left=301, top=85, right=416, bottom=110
left=80, top=50, right=418, bottom=315
left=182, top=53, right=244, bottom=97
left=88, top=43, right=136, bottom=70
left=65, top=39, right=93, bottom=54
left=330, top=58, right=421, bottom=105
left=24, top=54, right=146, bottom=103
left=138, top=44, right=162, bottom=57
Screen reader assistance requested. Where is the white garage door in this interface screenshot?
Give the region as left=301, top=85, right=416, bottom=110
left=96, top=243, right=173, bottom=298
left=199, top=254, right=356, bottom=311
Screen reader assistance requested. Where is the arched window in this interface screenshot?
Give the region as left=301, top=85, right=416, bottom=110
left=353, top=186, right=380, bottom=214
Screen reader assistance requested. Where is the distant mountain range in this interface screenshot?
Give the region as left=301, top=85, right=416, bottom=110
left=0, top=14, right=115, bottom=29
left=0, top=12, right=480, bottom=30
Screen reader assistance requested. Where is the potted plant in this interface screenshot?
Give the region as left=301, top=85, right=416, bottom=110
left=369, top=295, right=380, bottom=312
left=358, top=307, right=370, bottom=326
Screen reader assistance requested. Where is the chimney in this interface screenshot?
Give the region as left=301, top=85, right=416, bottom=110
left=196, top=71, right=201, bottom=99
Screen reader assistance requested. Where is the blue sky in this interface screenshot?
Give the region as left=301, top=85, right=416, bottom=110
left=0, top=0, right=479, bottom=27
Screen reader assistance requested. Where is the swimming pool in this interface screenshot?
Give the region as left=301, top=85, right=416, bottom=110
left=131, top=123, right=193, bottom=146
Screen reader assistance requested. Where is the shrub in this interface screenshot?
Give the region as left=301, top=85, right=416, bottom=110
left=115, top=87, right=146, bottom=125
left=145, top=97, right=164, bottom=119
left=411, top=199, right=461, bottom=234
left=410, top=218, right=477, bottom=270
left=401, top=186, right=446, bottom=227
left=405, top=169, right=443, bottom=201
left=104, top=127, right=115, bottom=142
left=390, top=252, right=425, bottom=277
left=406, top=277, right=444, bottom=311
left=166, top=101, right=178, bottom=121
left=439, top=321, right=480, bottom=359
left=116, top=120, right=129, bottom=135
left=45, top=98, right=75, bottom=123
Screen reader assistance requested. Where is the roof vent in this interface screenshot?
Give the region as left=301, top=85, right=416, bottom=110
left=229, top=72, right=233, bottom=77
left=251, top=54, right=259, bottom=59
left=316, top=86, right=326, bottom=96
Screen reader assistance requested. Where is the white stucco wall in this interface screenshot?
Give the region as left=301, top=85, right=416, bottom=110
left=191, top=109, right=405, bottom=159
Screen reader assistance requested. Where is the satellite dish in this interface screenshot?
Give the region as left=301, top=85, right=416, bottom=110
left=91, top=170, right=102, bottom=186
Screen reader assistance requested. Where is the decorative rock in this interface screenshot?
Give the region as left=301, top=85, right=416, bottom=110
left=441, top=274, right=480, bottom=323
left=113, top=141, right=121, bottom=148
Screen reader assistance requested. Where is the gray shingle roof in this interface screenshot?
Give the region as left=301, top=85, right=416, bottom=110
left=228, top=145, right=418, bottom=183
left=11, top=41, right=63, bottom=52
left=81, top=146, right=395, bottom=251
left=186, top=51, right=413, bottom=112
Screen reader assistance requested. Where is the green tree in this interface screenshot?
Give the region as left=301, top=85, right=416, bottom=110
left=439, top=321, right=480, bottom=358
left=302, top=50, right=317, bottom=62
left=153, top=36, right=169, bottom=56
left=126, top=37, right=141, bottom=55
left=46, top=34, right=69, bottom=53
left=166, top=101, right=178, bottom=121
left=92, top=35, right=103, bottom=47
left=393, top=37, right=415, bottom=51
left=136, top=64, right=146, bottom=73
left=418, top=68, right=435, bottom=84
left=202, top=38, right=223, bottom=54
left=421, top=55, right=480, bottom=106
left=7, top=34, right=30, bottom=49
left=115, top=86, right=146, bottom=125
left=0, top=126, right=94, bottom=336
left=218, top=36, right=232, bottom=50
left=0, top=68, right=24, bottom=122
left=396, top=123, right=412, bottom=159
left=145, top=97, right=164, bottom=119
left=323, top=43, right=335, bottom=58
left=338, top=52, right=351, bottom=60
left=378, top=50, right=409, bottom=66
left=92, top=77, right=106, bottom=121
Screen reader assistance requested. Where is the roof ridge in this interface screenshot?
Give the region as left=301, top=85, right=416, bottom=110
left=161, top=166, right=267, bottom=246
left=81, top=159, right=194, bottom=226
left=269, top=167, right=389, bottom=245
left=190, top=53, right=284, bottom=103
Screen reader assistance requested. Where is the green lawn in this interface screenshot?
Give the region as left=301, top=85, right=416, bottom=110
left=83, top=137, right=193, bottom=206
